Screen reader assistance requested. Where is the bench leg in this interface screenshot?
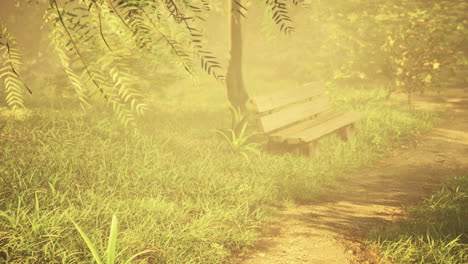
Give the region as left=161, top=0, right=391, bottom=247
left=268, top=140, right=319, bottom=157
left=267, top=140, right=285, bottom=153
left=291, top=141, right=320, bottom=157
left=338, top=124, right=356, bottom=141
left=306, top=141, right=320, bottom=157
left=266, top=140, right=274, bottom=152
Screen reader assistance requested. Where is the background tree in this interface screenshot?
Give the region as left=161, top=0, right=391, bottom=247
left=281, top=0, right=467, bottom=100
left=226, top=0, right=248, bottom=111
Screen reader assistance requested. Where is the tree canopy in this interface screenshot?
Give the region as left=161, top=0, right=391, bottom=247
left=1, top=0, right=467, bottom=123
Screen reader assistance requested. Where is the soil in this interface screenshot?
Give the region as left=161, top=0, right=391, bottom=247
left=235, top=88, right=468, bottom=264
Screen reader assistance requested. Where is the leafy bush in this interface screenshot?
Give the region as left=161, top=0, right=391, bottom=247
left=268, top=0, right=468, bottom=95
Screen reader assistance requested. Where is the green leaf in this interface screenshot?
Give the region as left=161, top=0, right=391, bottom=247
left=214, top=129, right=231, bottom=143
left=240, top=152, right=249, bottom=160
left=123, top=249, right=156, bottom=264
left=106, top=215, right=118, bottom=264
left=71, top=218, right=104, bottom=264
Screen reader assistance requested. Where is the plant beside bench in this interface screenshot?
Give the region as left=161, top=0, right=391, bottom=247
left=250, top=82, right=363, bottom=157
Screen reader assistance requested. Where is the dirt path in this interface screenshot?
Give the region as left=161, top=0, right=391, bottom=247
left=236, top=88, right=468, bottom=264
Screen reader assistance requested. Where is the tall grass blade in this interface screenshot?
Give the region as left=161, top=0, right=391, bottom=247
left=71, top=218, right=104, bottom=264
left=106, top=215, right=118, bottom=264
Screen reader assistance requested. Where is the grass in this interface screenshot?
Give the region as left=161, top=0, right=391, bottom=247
left=370, top=175, right=468, bottom=264
left=0, top=83, right=440, bottom=263
left=71, top=214, right=154, bottom=264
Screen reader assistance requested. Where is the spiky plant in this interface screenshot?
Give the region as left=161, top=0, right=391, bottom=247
left=214, top=105, right=261, bottom=159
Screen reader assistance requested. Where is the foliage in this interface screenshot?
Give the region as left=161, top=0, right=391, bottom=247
left=379, top=4, right=460, bottom=106
left=370, top=175, right=468, bottom=264
left=0, top=24, right=31, bottom=109
left=285, top=0, right=468, bottom=96
left=214, top=106, right=260, bottom=159
left=1, top=0, right=305, bottom=125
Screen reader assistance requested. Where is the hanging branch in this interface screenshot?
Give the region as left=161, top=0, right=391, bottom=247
left=140, top=7, right=193, bottom=74
left=51, top=0, right=108, bottom=100
left=265, top=0, right=294, bottom=34
left=92, top=1, right=113, bottom=52
left=3, top=42, right=32, bottom=95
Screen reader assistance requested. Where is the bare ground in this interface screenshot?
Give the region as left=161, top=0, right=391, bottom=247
left=235, top=88, right=468, bottom=264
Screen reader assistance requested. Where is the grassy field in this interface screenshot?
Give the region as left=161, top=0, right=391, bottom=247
left=0, top=80, right=440, bottom=263
left=370, top=175, right=468, bottom=264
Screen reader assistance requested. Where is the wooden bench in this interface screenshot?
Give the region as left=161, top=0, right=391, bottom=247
left=250, top=82, right=363, bottom=156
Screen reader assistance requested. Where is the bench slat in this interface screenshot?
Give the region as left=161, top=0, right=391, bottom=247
left=251, top=82, right=326, bottom=113
left=259, top=97, right=332, bottom=133
left=269, top=111, right=344, bottom=143
left=286, top=111, right=362, bottom=144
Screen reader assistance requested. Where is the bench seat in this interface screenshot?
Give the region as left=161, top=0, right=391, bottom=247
left=250, top=82, right=363, bottom=157
left=272, top=111, right=362, bottom=144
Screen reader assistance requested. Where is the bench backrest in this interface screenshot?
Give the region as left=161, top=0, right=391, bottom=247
left=250, top=82, right=333, bottom=133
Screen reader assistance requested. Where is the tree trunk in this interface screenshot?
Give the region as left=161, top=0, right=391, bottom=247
left=226, top=0, right=249, bottom=111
